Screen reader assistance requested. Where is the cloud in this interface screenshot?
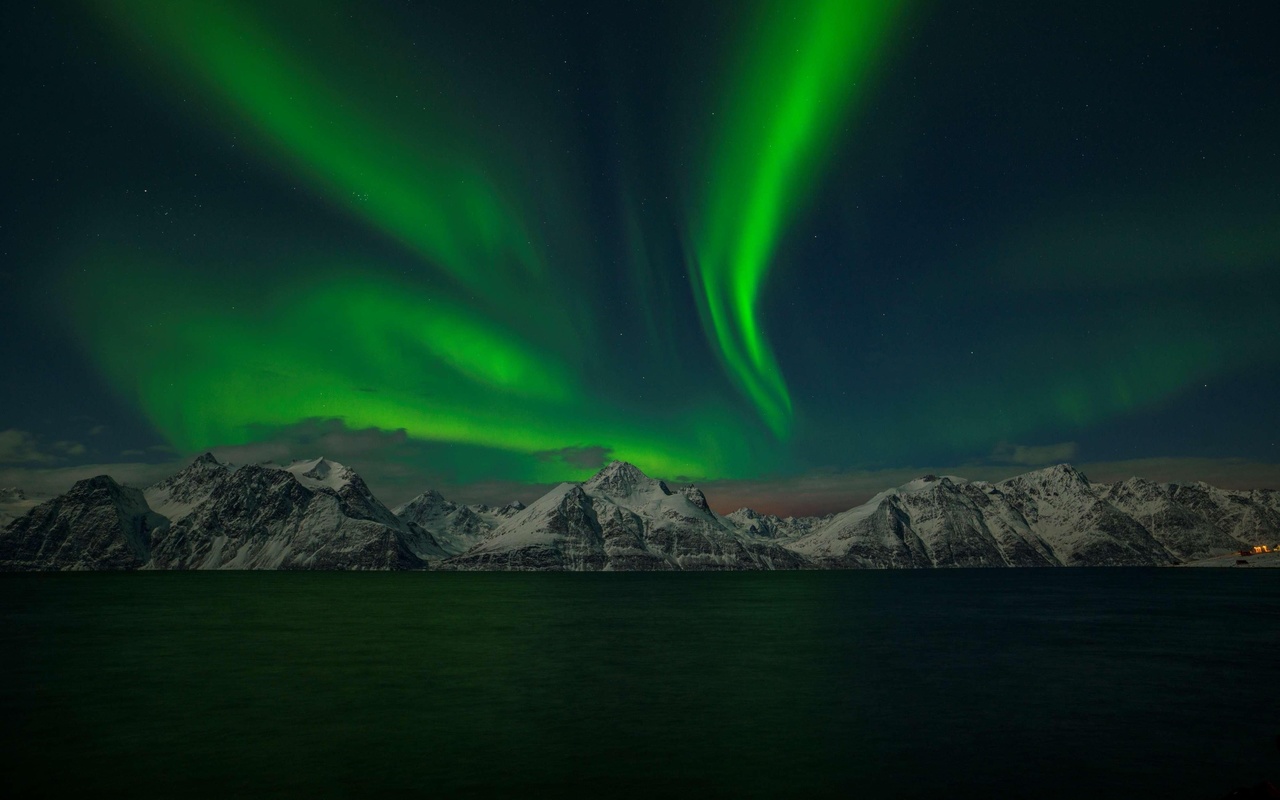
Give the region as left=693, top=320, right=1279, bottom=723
left=0, top=459, right=180, bottom=498
left=223, top=418, right=410, bottom=465
left=990, top=440, right=1078, bottom=466
left=698, top=467, right=966, bottom=517
left=88, top=425, right=108, bottom=436
left=696, top=457, right=1280, bottom=518
left=0, top=419, right=418, bottom=500
left=431, top=479, right=559, bottom=510
left=1074, top=457, right=1280, bottom=491
left=532, top=445, right=612, bottom=471
left=52, top=441, right=87, bottom=457
left=0, top=419, right=553, bottom=510
left=0, top=430, right=56, bottom=464
left=0, top=430, right=87, bottom=464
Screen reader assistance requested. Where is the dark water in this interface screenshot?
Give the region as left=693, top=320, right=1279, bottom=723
left=1, top=571, right=1277, bottom=799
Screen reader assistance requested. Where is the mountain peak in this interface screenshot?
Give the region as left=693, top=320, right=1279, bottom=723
left=1044, top=463, right=1088, bottom=482
left=998, top=463, right=1095, bottom=500
left=298, top=456, right=338, bottom=479
left=590, top=460, right=647, bottom=480
left=284, top=457, right=357, bottom=492
left=681, top=484, right=711, bottom=512
left=393, top=489, right=460, bottom=527
left=155, top=452, right=231, bottom=487
left=584, top=461, right=664, bottom=496
left=894, top=474, right=965, bottom=495
left=72, top=474, right=123, bottom=493
left=1009, top=463, right=1089, bottom=484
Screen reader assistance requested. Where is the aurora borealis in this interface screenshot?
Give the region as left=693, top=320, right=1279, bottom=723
left=689, top=0, right=901, bottom=436
left=4, top=1, right=1279, bottom=507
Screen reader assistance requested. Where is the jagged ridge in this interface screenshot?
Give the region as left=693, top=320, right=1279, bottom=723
left=3, top=459, right=1278, bottom=571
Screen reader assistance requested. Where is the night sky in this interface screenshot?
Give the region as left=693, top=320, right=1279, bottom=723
left=4, top=1, right=1279, bottom=512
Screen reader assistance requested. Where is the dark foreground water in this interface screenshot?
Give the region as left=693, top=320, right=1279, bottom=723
left=1, top=571, right=1277, bottom=799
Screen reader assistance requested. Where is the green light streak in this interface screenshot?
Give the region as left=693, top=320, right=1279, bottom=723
left=64, top=253, right=763, bottom=481
left=91, top=0, right=550, bottom=300
left=692, top=0, right=902, bottom=437
left=75, top=0, right=789, bottom=482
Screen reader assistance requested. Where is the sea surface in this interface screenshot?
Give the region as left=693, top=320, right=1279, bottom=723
left=1, top=570, right=1277, bottom=798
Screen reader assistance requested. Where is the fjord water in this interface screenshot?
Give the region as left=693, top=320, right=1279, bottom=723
left=2, top=571, right=1277, bottom=798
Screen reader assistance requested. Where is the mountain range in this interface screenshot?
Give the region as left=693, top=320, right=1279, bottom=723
left=2, top=456, right=1278, bottom=571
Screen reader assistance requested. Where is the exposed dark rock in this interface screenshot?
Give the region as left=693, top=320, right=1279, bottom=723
left=5, top=460, right=1277, bottom=571
left=1, top=475, right=167, bottom=570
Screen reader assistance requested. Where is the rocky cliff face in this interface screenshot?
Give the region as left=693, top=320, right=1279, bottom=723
left=0, top=475, right=168, bottom=570
left=777, top=466, right=1273, bottom=568
left=0, top=455, right=440, bottom=571
left=724, top=507, right=830, bottom=540
left=1099, top=478, right=1280, bottom=560
left=144, top=452, right=229, bottom=522
left=444, top=462, right=808, bottom=571
left=146, top=457, right=433, bottom=570
left=392, top=489, right=520, bottom=556
left=153, top=467, right=407, bottom=570
left=0, top=487, right=36, bottom=527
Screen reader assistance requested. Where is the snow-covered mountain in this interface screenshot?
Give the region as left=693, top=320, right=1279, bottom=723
left=0, top=476, right=167, bottom=570
left=143, top=452, right=229, bottom=522
left=392, top=489, right=523, bottom=555
left=0, top=486, right=37, bottom=527
left=144, top=455, right=445, bottom=569
left=443, top=461, right=808, bottom=570
left=1099, top=477, right=1280, bottom=560
left=0, top=454, right=447, bottom=570
left=724, top=506, right=831, bottom=540
left=2, top=459, right=1277, bottom=571
left=777, top=465, right=1277, bottom=568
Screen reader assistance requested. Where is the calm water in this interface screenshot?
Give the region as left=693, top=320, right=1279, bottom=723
left=1, top=570, right=1277, bottom=798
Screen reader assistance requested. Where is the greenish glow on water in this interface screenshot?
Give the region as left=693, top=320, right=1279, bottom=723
left=1, top=571, right=1276, bottom=798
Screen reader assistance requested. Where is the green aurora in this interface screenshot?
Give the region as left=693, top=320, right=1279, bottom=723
left=7, top=0, right=1277, bottom=491
left=66, top=0, right=905, bottom=478
left=689, top=0, right=902, bottom=437
left=65, top=254, right=763, bottom=481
